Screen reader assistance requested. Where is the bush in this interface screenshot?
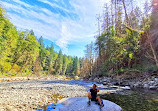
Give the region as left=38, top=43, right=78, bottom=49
left=0, top=61, right=11, bottom=73
left=146, top=65, right=158, bottom=73
left=11, top=64, right=20, bottom=73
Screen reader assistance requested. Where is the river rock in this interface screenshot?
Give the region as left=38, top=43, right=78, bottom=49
left=154, top=78, right=158, bottom=82
left=111, top=81, right=119, bottom=85
left=102, top=82, right=108, bottom=85
left=58, top=97, right=122, bottom=111
left=88, top=77, right=93, bottom=81
left=150, top=81, right=155, bottom=84
left=143, top=84, right=149, bottom=89
left=149, top=86, right=157, bottom=90
left=74, top=76, right=80, bottom=80
left=120, top=86, right=130, bottom=90
left=110, top=85, right=119, bottom=88
left=102, top=77, right=111, bottom=82
left=133, top=82, right=142, bottom=87
left=94, top=78, right=99, bottom=82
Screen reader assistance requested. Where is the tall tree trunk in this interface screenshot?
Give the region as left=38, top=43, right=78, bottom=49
left=115, top=0, right=117, bottom=27
left=151, top=0, right=158, bottom=67
left=147, top=33, right=158, bottom=67
left=122, top=0, right=130, bottom=26
left=111, top=1, right=114, bottom=26
left=150, top=42, right=158, bottom=67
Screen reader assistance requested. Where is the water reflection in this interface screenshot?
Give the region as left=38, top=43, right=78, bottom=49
left=36, top=103, right=64, bottom=111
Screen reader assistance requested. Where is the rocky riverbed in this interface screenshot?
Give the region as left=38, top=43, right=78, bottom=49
left=0, top=75, right=157, bottom=111
left=86, top=76, right=158, bottom=90
left=0, top=79, right=120, bottom=111
left=0, top=80, right=88, bottom=111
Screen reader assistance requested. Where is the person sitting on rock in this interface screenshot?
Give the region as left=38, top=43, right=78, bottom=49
left=88, top=84, right=104, bottom=108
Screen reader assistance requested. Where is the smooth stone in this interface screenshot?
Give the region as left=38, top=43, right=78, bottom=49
left=133, top=82, right=142, bottom=87
left=143, top=84, right=149, bottom=88
left=111, top=82, right=119, bottom=85
left=74, top=76, right=80, bottom=80
left=102, top=82, right=108, bottom=85
left=102, top=78, right=111, bottom=82
left=94, top=78, right=99, bottom=82
left=154, top=78, right=158, bottom=82
left=120, top=86, right=130, bottom=90
left=110, top=85, right=119, bottom=88
left=58, top=97, right=122, bottom=111
left=150, top=81, right=155, bottom=84
left=149, top=86, right=157, bottom=90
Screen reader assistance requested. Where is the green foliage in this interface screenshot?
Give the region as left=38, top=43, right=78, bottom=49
left=73, top=56, right=80, bottom=75
left=91, top=0, right=156, bottom=77
left=0, top=6, right=83, bottom=76
left=0, top=7, right=19, bottom=73
left=62, top=55, right=69, bottom=75
left=66, top=56, right=73, bottom=75
left=98, top=26, right=141, bottom=74
left=11, top=64, right=20, bottom=73
left=39, top=36, right=46, bottom=69
left=0, top=61, right=11, bottom=73
left=141, top=16, right=151, bottom=31
left=146, top=65, right=158, bottom=73
left=55, top=50, right=63, bottom=74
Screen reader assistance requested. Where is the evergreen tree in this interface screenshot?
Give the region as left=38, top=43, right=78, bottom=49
left=62, top=55, right=68, bottom=75
left=72, top=56, right=80, bottom=75
left=38, top=36, right=46, bottom=71
left=55, top=50, right=63, bottom=74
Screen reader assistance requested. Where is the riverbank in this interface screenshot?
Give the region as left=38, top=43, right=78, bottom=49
left=0, top=80, right=87, bottom=111
left=85, top=75, right=158, bottom=90
left=0, top=75, right=81, bottom=83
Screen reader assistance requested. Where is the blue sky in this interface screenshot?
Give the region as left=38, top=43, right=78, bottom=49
left=1, top=0, right=110, bottom=57
left=0, top=0, right=147, bottom=57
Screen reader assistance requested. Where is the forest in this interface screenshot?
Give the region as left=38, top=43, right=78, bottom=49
left=0, top=6, right=82, bottom=76
left=81, top=0, right=158, bottom=79
left=0, top=0, right=158, bottom=78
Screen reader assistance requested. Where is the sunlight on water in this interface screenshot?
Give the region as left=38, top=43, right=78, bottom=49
left=36, top=103, right=64, bottom=111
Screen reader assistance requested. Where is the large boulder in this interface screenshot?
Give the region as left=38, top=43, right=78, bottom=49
left=58, top=97, right=122, bottom=111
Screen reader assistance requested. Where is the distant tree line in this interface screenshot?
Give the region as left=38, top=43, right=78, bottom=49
left=0, top=7, right=84, bottom=76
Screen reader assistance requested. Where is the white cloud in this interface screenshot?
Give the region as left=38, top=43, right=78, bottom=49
left=38, top=0, right=75, bottom=13
left=8, top=13, right=60, bottom=40
left=56, top=22, right=71, bottom=54
left=1, top=0, right=109, bottom=55
left=13, top=0, right=32, bottom=8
